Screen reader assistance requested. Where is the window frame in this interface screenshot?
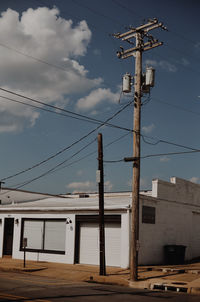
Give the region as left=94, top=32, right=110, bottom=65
left=20, top=218, right=66, bottom=254
left=142, top=205, right=156, bottom=224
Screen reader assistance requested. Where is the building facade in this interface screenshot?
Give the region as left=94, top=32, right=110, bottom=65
left=0, top=177, right=200, bottom=268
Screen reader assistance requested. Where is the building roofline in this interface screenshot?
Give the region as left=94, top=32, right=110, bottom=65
left=1, top=187, right=68, bottom=198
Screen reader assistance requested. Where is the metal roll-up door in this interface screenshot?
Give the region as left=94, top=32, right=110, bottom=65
left=79, top=222, right=121, bottom=267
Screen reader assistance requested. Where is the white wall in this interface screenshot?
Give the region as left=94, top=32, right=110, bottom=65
left=138, top=196, right=198, bottom=265
left=2, top=213, right=75, bottom=264
left=0, top=211, right=130, bottom=268
left=121, top=211, right=130, bottom=268
left=152, top=177, right=200, bottom=206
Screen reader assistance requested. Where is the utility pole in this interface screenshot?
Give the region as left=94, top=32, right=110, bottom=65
left=114, top=18, right=166, bottom=281
left=97, top=133, right=106, bottom=276
left=0, top=181, right=5, bottom=191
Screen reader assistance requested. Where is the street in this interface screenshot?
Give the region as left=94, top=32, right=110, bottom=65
left=0, top=271, right=199, bottom=301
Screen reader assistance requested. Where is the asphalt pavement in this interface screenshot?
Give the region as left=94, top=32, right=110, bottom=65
left=1, top=257, right=200, bottom=295
left=0, top=270, right=199, bottom=302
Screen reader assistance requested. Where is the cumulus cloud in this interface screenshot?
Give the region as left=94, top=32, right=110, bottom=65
left=76, top=88, right=119, bottom=111
left=145, top=59, right=177, bottom=72
left=195, top=42, right=200, bottom=50
left=104, top=180, right=113, bottom=192
left=140, top=178, right=149, bottom=190
left=0, top=7, right=102, bottom=132
left=66, top=181, right=96, bottom=193
left=142, top=123, right=155, bottom=134
left=189, top=177, right=199, bottom=184
left=66, top=179, right=113, bottom=193
left=160, top=156, right=170, bottom=162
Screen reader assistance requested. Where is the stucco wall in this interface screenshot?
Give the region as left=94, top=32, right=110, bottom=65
left=0, top=211, right=130, bottom=268
left=152, top=177, right=200, bottom=206
left=138, top=195, right=199, bottom=265
left=2, top=213, right=75, bottom=264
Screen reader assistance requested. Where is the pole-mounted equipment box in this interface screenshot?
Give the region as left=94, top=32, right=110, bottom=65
left=122, top=73, right=132, bottom=93
left=145, top=67, right=155, bottom=87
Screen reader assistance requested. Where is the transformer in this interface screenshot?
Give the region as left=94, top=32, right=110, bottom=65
left=122, top=73, right=132, bottom=93
left=145, top=67, right=155, bottom=87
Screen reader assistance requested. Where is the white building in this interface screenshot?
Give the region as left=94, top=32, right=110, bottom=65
left=0, top=177, right=200, bottom=268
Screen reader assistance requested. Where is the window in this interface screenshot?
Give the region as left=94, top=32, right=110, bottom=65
left=21, top=219, right=66, bottom=254
left=142, top=206, right=156, bottom=224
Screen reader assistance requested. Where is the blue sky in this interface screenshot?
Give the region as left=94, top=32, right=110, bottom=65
left=0, top=0, right=199, bottom=194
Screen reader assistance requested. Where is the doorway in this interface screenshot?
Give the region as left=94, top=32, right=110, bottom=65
left=3, top=218, right=14, bottom=256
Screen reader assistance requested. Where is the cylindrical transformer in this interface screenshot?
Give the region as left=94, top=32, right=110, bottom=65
left=145, top=67, right=155, bottom=87
left=122, top=73, right=131, bottom=93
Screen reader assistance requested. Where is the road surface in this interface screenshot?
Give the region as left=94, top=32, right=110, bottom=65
left=0, top=271, right=199, bottom=301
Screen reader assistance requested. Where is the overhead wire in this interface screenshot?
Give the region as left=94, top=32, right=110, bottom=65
left=105, top=148, right=200, bottom=164
left=10, top=138, right=97, bottom=190
left=0, top=1, right=199, bottom=190
left=141, top=134, right=199, bottom=151
left=3, top=132, right=132, bottom=192
left=1, top=99, right=134, bottom=182
left=52, top=132, right=132, bottom=175
left=141, top=149, right=200, bottom=159
left=152, top=96, right=200, bottom=117
left=0, top=87, right=133, bottom=132
left=1, top=86, right=200, bottom=183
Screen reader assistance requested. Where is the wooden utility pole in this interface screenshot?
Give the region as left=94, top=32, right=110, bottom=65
left=98, top=133, right=106, bottom=276
left=131, top=32, right=142, bottom=281
left=114, top=19, right=166, bottom=281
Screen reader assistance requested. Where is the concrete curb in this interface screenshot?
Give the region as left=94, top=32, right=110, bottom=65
left=0, top=266, right=47, bottom=273
left=86, top=275, right=129, bottom=287
left=1, top=262, right=200, bottom=295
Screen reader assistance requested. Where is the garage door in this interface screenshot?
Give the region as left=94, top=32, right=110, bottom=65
left=79, top=222, right=121, bottom=267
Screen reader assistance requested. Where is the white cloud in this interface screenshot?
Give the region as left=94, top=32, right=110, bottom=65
left=128, top=178, right=149, bottom=190
left=189, top=177, right=199, bottom=184
left=195, top=42, right=200, bottom=50
left=66, top=179, right=113, bottom=193
left=142, top=123, right=155, bottom=134
left=160, top=156, right=170, bottom=162
left=66, top=181, right=96, bottom=192
left=179, top=58, right=189, bottom=66
left=76, top=88, right=119, bottom=111
left=0, top=96, right=39, bottom=133
left=0, top=7, right=102, bottom=132
left=145, top=59, right=177, bottom=72
left=140, top=178, right=149, bottom=190
left=104, top=180, right=113, bottom=192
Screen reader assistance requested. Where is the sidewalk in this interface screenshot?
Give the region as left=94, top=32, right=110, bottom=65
left=1, top=258, right=200, bottom=295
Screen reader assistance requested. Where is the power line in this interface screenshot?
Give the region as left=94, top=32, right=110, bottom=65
left=105, top=149, right=200, bottom=164
left=111, top=0, right=143, bottom=20
left=71, top=0, right=124, bottom=27
left=141, top=149, right=200, bottom=159
left=51, top=132, right=131, bottom=175
left=1, top=86, right=199, bottom=182
left=152, top=96, right=200, bottom=117
left=0, top=92, right=131, bottom=132
left=1, top=99, right=134, bottom=182
left=0, top=87, right=133, bottom=132
left=10, top=138, right=97, bottom=190
left=0, top=42, right=68, bottom=72
left=5, top=132, right=131, bottom=191
left=141, top=134, right=199, bottom=151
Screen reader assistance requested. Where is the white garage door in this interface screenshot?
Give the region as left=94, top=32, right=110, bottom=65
left=79, top=222, right=121, bottom=267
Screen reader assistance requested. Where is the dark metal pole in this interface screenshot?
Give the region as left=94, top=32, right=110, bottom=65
left=98, top=133, right=106, bottom=276
left=24, top=246, right=26, bottom=268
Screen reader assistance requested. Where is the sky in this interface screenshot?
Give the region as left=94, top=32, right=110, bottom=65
left=0, top=0, right=199, bottom=194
